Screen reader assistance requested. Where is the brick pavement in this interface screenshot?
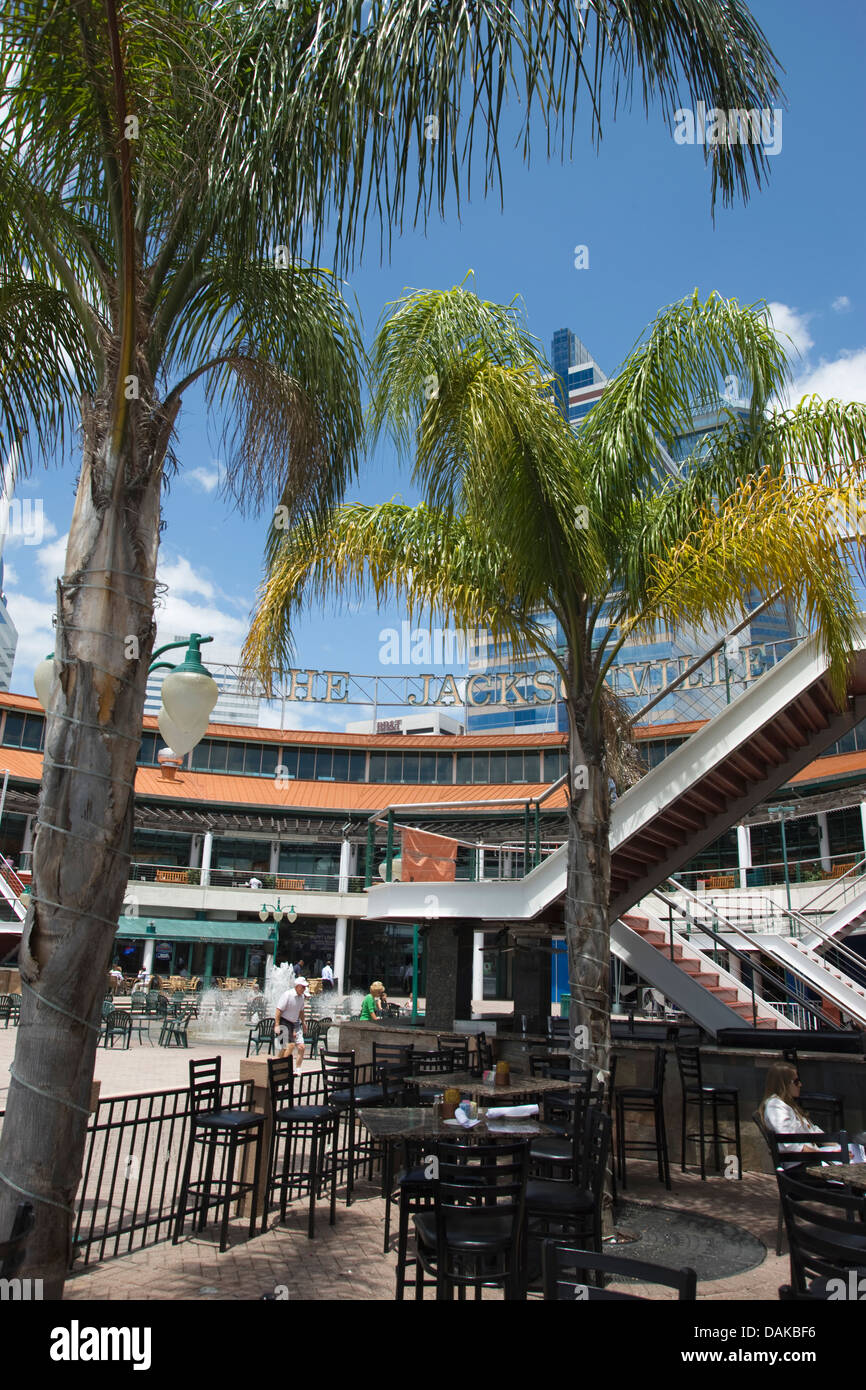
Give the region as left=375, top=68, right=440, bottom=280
left=62, top=1161, right=790, bottom=1302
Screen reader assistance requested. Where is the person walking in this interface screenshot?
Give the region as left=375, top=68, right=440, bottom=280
left=321, top=960, right=335, bottom=992
left=275, top=977, right=308, bottom=1065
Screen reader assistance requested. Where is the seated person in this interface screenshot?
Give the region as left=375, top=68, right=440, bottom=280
left=762, top=1061, right=865, bottom=1163
left=359, top=980, right=386, bottom=1022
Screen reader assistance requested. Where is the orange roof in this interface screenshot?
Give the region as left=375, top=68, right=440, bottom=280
left=133, top=766, right=569, bottom=812
left=4, top=738, right=866, bottom=814
left=633, top=720, right=706, bottom=740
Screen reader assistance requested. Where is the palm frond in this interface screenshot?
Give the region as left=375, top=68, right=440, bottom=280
left=161, top=259, right=365, bottom=519
left=244, top=501, right=555, bottom=694
left=0, top=277, right=95, bottom=466
left=643, top=469, right=861, bottom=702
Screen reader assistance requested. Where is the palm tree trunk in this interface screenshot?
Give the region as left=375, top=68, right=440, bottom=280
left=0, top=396, right=170, bottom=1297
left=564, top=703, right=611, bottom=1085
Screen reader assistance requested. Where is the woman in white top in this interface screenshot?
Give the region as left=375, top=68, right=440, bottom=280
left=762, top=1062, right=864, bottom=1163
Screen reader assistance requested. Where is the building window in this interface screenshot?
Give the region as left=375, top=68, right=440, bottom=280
left=3, top=712, right=45, bottom=750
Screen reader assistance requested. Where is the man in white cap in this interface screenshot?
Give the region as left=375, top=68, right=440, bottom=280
left=275, top=976, right=307, bottom=1065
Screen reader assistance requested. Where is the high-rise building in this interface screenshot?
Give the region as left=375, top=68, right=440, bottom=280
left=0, top=560, right=18, bottom=692
left=145, top=657, right=262, bottom=727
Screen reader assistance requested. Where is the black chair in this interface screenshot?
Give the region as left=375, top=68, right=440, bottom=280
left=781, top=1051, right=846, bottom=1131
left=542, top=1239, right=697, bottom=1300
left=615, top=1045, right=671, bottom=1190
left=474, top=1032, right=493, bottom=1075
left=414, top=1139, right=529, bottom=1300
left=173, top=1057, right=265, bottom=1252
left=526, top=1107, right=612, bottom=1266
left=777, top=1169, right=866, bottom=1299
left=533, top=1087, right=594, bottom=1169
left=246, top=1016, right=275, bottom=1058
left=755, top=1107, right=850, bottom=1256
left=393, top=1136, right=440, bottom=1298
left=438, top=1034, right=470, bottom=1071
left=263, top=1056, right=339, bottom=1239
left=0, top=1202, right=34, bottom=1279
left=102, top=1009, right=132, bottom=1049
left=547, top=1016, right=571, bottom=1050
left=372, top=1041, right=416, bottom=1106
left=676, top=1044, right=741, bottom=1180
left=309, top=1016, right=331, bottom=1059
left=412, top=1049, right=458, bottom=1105
left=320, top=1050, right=389, bottom=1205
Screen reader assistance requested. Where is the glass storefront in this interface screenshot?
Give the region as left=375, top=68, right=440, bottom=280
left=349, top=920, right=426, bottom=997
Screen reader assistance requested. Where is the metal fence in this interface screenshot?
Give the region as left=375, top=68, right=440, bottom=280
left=1, top=1071, right=333, bottom=1269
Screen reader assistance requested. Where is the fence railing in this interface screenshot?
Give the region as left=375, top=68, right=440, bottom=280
left=1, top=1072, right=337, bottom=1269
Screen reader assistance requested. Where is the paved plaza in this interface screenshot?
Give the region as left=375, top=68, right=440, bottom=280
left=0, top=1024, right=797, bottom=1301
left=60, top=1162, right=788, bottom=1302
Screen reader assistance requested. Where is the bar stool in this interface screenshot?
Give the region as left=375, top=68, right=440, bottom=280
left=173, top=1057, right=265, bottom=1252
left=263, top=1056, right=339, bottom=1239
left=676, top=1044, right=742, bottom=1180
left=321, top=1050, right=389, bottom=1204
left=615, top=1045, right=671, bottom=1190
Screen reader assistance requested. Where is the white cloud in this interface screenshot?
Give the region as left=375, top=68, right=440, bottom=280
left=832, top=296, right=851, bottom=313
left=186, top=465, right=221, bottom=494
left=157, top=553, right=215, bottom=601
left=3, top=561, right=18, bottom=588
left=4, top=591, right=56, bottom=686
left=788, top=348, right=866, bottom=406
left=33, top=531, right=68, bottom=592
left=767, top=302, right=815, bottom=360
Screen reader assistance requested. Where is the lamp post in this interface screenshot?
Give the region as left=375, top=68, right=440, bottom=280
left=259, top=901, right=298, bottom=964
left=768, top=804, right=797, bottom=912
left=37, top=632, right=219, bottom=758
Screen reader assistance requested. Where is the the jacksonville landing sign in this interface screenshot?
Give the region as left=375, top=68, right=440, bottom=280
left=277, top=643, right=783, bottom=708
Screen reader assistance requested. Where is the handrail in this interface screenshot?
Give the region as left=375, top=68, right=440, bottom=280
left=802, top=854, right=866, bottom=910
left=684, top=884, right=866, bottom=983
left=630, top=589, right=789, bottom=724
left=0, top=851, right=26, bottom=898
left=654, top=881, right=842, bottom=1031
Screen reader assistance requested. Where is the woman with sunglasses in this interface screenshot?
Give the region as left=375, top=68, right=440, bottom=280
left=762, top=1061, right=865, bottom=1162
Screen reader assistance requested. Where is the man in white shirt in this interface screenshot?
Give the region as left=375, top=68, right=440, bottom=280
left=275, top=977, right=307, bottom=1064
left=321, top=961, right=335, bottom=991
left=247, top=876, right=263, bottom=889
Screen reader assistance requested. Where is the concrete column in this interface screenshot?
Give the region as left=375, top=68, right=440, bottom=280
left=338, top=838, right=352, bottom=893
left=21, top=815, right=33, bottom=870
left=472, top=930, right=485, bottom=1012
left=476, top=841, right=484, bottom=881
left=424, top=923, right=473, bottom=1029
left=817, top=812, right=831, bottom=872
left=334, top=916, right=348, bottom=994
left=737, top=824, right=752, bottom=890
left=142, top=938, right=155, bottom=974
left=200, top=830, right=213, bottom=887
left=269, top=840, right=281, bottom=874
left=860, top=802, right=866, bottom=861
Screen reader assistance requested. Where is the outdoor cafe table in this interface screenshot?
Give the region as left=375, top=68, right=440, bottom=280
left=359, top=1105, right=555, bottom=1252
left=803, top=1160, right=866, bottom=1189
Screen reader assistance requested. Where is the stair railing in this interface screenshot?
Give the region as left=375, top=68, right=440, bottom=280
left=651, top=882, right=843, bottom=1032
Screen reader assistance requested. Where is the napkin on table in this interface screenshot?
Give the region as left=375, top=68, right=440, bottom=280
left=484, top=1104, right=539, bottom=1120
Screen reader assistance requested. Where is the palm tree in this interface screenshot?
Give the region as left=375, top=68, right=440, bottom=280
left=245, top=284, right=866, bottom=1095
left=0, top=0, right=786, bottom=1294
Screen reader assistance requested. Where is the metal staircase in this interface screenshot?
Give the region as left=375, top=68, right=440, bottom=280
left=615, top=911, right=790, bottom=1031
left=365, top=623, right=866, bottom=1034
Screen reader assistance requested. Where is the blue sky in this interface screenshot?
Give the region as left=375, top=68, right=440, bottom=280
left=5, top=0, right=865, bottom=728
